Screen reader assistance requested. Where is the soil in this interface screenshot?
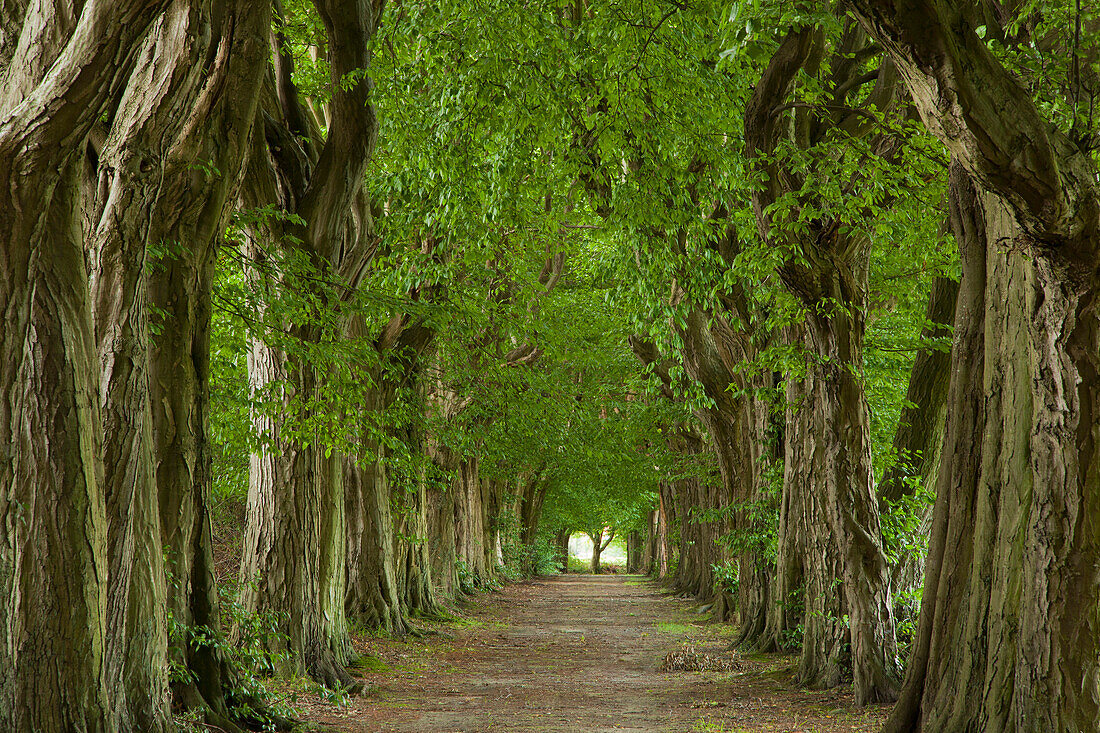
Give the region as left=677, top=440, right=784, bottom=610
left=298, top=575, right=891, bottom=732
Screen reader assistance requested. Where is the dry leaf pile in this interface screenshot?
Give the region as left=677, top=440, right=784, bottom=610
left=661, top=643, right=743, bottom=673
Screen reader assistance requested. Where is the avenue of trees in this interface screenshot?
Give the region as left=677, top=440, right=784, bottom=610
left=0, top=1, right=1097, bottom=732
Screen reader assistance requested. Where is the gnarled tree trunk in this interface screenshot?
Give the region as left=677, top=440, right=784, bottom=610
left=745, top=26, right=903, bottom=705
left=847, top=3, right=1100, bottom=728
left=237, top=0, right=386, bottom=688
left=0, top=1, right=173, bottom=730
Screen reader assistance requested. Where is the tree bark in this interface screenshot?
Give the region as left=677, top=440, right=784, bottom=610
left=0, top=1, right=174, bottom=730
left=127, top=2, right=273, bottom=725
left=237, top=0, right=386, bottom=687
left=744, top=26, right=903, bottom=705
left=846, top=3, right=1100, bottom=728
left=90, top=3, right=271, bottom=728
left=344, top=412, right=406, bottom=635
left=655, top=484, right=673, bottom=579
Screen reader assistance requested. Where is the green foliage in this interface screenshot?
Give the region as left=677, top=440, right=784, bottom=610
left=204, top=0, right=976, bottom=640
left=166, top=584, right=298, bottom=731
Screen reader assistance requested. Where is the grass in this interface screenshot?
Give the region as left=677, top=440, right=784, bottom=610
left=349, top=653, right=390, bottom=673
left=656, top=621, right=696, bottom=636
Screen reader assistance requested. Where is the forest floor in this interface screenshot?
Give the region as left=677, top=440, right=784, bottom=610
left=295, top=575, right=890, bottom=733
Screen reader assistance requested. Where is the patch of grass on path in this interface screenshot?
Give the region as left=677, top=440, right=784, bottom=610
left=656, top=621, right=697, bottom=636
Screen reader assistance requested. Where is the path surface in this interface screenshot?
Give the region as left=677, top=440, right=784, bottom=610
left=302, top=575, right=890, bottom=732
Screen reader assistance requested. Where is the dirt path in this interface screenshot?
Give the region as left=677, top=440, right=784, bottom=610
left=301, top=575, right=890, bottom=732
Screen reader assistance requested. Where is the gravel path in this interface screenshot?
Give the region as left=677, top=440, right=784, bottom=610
left=302, top=574, right=890, bottom=733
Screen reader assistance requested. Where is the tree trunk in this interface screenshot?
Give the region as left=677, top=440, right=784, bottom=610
left=655, top=485, right=672, bottom=579
left=762, top=367, right=806, bottom=655
left=236, top=0, right=386, bottom=686
left=0, top=156, right=115, bottom=733
left=453, top=456, right=490, bottom=587
left=128, top=1, right=271, bottom=726
left=589, top=531, right=604, bottom=574
left=345, top=316, right=435, bottom=632
left=91, top=3, right=271, bottom=727
left=788, top=306, right=901, bottom=704
left=0, top=2, right=175, bottom=730
left=238, top=330, right=355, bottom=688
left=626, top=531, right=643, bottom=573
left=845, top=3, right=1100, bottom=727
left=556, top=529, right=571, bottom=573
left=883, top=164, right=1100, bottom=733
left=345, top=439, right=405, bottom=634
left=395, top=465, right=442, bottom=617
left=519, top=471, right=547, bottom=572
left=743, top=26, right=905, bottom=705
left=641, top=511, right=656, bottom=575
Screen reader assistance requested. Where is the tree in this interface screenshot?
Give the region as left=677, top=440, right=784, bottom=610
left=236, top=0, right=385, bottom=689
left=114, top=3, right=271, bottom=728
left=841, top=1, right=1100, bottom=729
left=0, top=1, right=178, bottom=729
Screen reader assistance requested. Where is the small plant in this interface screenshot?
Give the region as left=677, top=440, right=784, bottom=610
left=166, top=579, right=300, bottom=731
left=456, top=559, right=476, bottom=594
left=312, top=681, right=352, bottom=707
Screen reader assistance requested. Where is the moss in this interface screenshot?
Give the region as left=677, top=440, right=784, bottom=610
left=349, top=653, right=391, bottom=673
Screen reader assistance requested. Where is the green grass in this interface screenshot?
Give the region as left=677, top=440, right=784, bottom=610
left=656, top=622, right=695, bottom=636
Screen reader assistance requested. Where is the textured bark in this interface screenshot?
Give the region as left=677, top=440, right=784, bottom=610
left=91, top=3, right=272, bottom=726
left=897, top=158, right=1098, bottom=733
left=654, top=485, right=673, bottom=579
left=0, top=1, right=174, bottom=730
left=454, top=457, right=491, bottom=584
left=744, top=26, right=903, bottom=705
left=123, top=3, right=271, bottom=727
left=237, top=0, right=386, bottom=687
left=344, top=430, right=405, bottom=635
left=428, top=478, right=460, bottom=597
left=763, top=364, right=807, bottom=655
left=844, top=3, right=1100, bottom=729
left=239, top=313, right=355, bottom=687
left=666, top=429, right=721, bottom=601
left=395, top=465, right=442, bottom=617
left=781, top=336, right=900, bottom=699
left=342, top=278, right=438, bottom=631
left=518, top=471, right=547, bottom=559
left=88, top=8, right=204, bottom=729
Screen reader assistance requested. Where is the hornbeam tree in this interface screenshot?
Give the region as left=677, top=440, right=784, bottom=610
left=0, top=1, right=173, bottom=730
left=739, top=15, right=950, bottom=701
left=844, top=1, right=1100, bottom=730
left=237, top=0, right=385, bottom=688
left=88, top=2, right=272, bottom=729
